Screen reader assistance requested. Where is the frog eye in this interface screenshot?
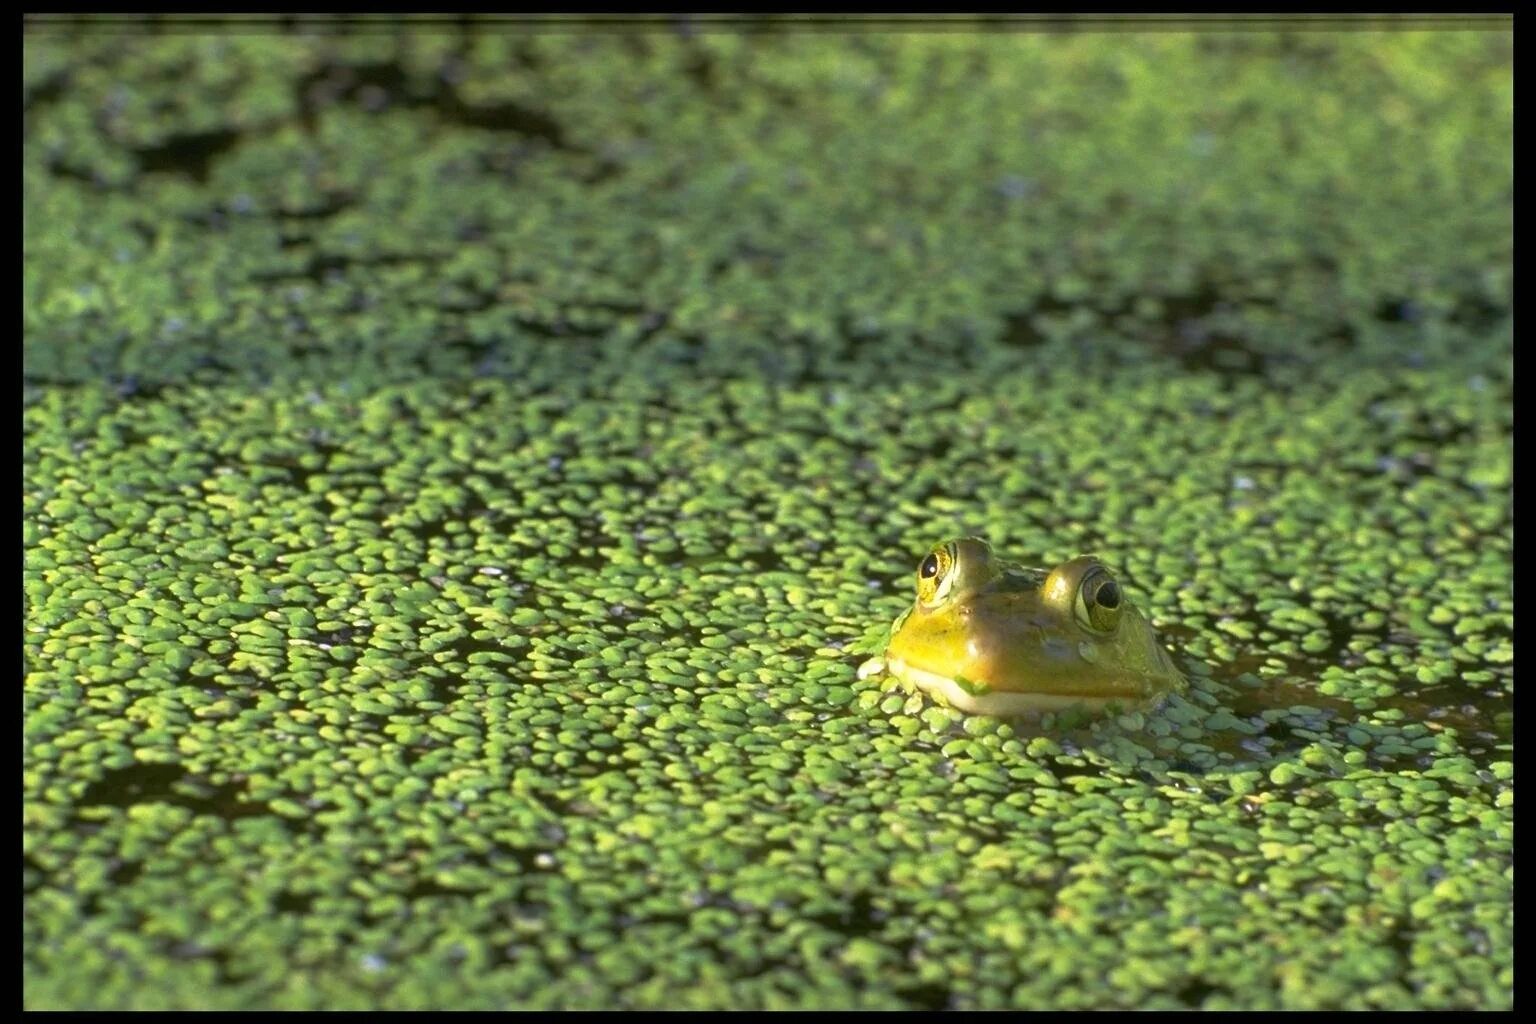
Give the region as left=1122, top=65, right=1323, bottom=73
left=1074, top=568, right=1123, bottom=634
left=915, top=543, right=959, bottom=607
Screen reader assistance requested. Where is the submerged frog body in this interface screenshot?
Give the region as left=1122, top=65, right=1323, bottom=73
left=858, top=538, right=1185, bottom=716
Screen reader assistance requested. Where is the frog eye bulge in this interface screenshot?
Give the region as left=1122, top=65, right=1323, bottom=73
left=915, top=543, right=958, bottom=607
left=1074, top=567, right=1123, bottom=634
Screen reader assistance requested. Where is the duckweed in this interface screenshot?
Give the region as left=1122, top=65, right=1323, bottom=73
left=25, top=17, right=1510, bottom=1012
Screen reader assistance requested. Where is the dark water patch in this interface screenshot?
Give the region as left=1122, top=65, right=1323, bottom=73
left=1413, top=689, right=1512, bottom=740
left=273, top=889, right=315, bottom=915
left=1149, top=288, right=1271, bottom=377
left=1446, top=295, right=1510, bottom=334
left=806, top=890, right=886, bottom=936
left=245, top=453, right=331, bottom=491
left=23, top=854, right=51, bottom=893
left=505, top=313, right=609, bottom=343
left=106, top=858, right=144, bottom=886
left=1374, top=686, right=1511, bottom=761
left=166, top=939, right=241, bottom=986
left=436, top=289, right=498, bottom=316
left=76, top=762, right=193, bottom=808
left=276, top=191, right=358, bottom=222
left=43, top=157, right=108, bottom=188
left=316, top=625, right=360, bottom=647
left=23, top=66, right=70, bottom=114
left=999, top=295, right=1077, bottom=350
left=439, top=90, right=568, bottom=149
left=293, top=55, right=577, bottom=157
left=1212, top=621, right=1513, bottom=759
left=1375, top=297, right=1423, bottom=325
left=1384, top=919, right=1415, bottom=965
left=75, top=762, right=311, bottom=831
left=1000, top=281, right=1278, bottom=379
left=1178, top=977, right=1223, bottom=1006
left=250, top=250, right=421, bottom=287
left=295, top=60, right=418, bottom=135
left=135, top=127, right=242, bottom=184
left=897, top=980, right=954, bottom=1012
left=1042, top=756, right=1103, bottom=784
left=682, top=42, right=718, bottom=93
left=106, top=374, right=169, bottom=402
left=1222, top=671, right=1362, bottom=723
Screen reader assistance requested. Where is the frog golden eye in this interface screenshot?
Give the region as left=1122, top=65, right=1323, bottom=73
left=1074, top=568, right=1123, bottom=634
left=915, top=543, right=959, bottom=607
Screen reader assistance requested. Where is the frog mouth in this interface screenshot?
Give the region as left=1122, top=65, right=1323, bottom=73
left=885, top=656, right=1151, bottom=717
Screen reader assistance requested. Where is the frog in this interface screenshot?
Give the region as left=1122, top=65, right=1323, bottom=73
left=857, top=537, right=1185, bottom=716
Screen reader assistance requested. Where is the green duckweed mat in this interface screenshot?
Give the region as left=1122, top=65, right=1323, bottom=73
left=24, top=18, right=1512, bottom=1010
